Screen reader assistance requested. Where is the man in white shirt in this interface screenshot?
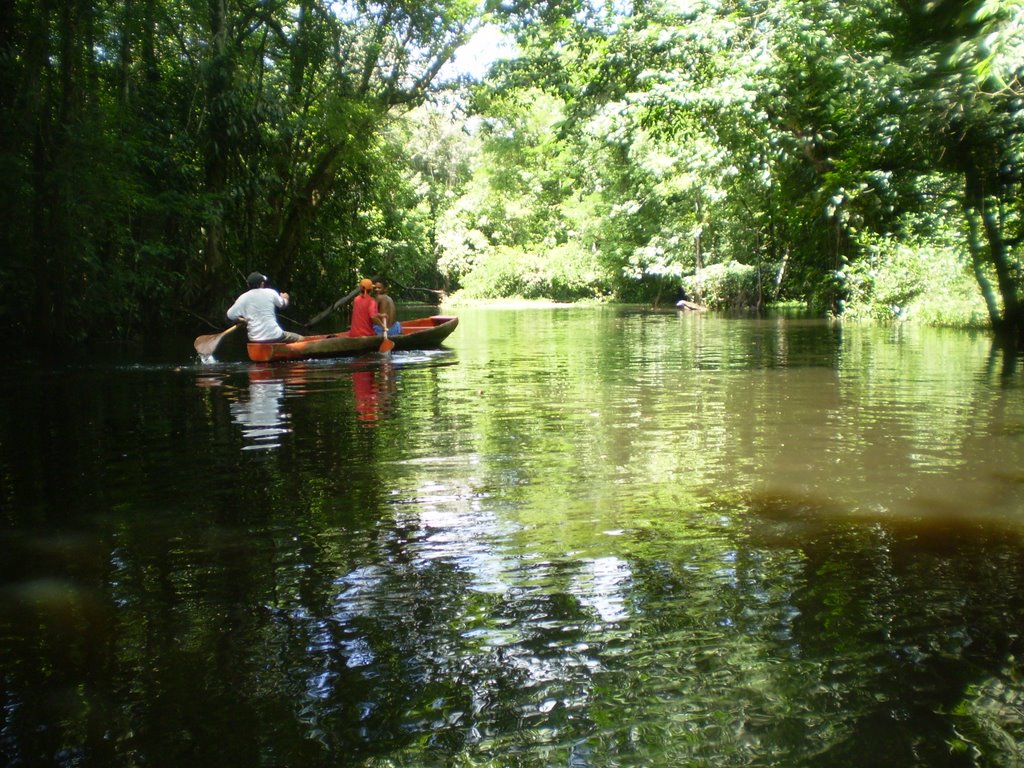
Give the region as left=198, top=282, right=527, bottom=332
left=227, top=272, right=304, bottom=343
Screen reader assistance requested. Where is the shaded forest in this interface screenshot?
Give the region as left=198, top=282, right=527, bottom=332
left=1, top=0, right=1022, bottom=344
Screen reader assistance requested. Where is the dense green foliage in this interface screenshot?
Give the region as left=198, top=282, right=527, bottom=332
left=1, top=0, right=475, bottom=340
left=442, top=0, right=1024, bottom=341
left=1, top=0, right=1022, bottom=342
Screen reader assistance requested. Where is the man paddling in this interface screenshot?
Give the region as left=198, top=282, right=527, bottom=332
left=227, top=272, right=304, bottom=343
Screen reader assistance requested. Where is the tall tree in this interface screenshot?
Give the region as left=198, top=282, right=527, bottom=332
left=911, top=0, right=1024, bottom=344
left=0, top=0, right=479, bottom=341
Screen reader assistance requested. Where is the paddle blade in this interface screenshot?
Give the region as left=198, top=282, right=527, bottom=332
left=378, top=324, right=395, bottom=353
left=194, top=324, right=240, bottom=357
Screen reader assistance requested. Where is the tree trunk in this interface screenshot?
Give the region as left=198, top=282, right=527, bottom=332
left=694, top=197, right=703, bottom=304
left=963, top=160, right=1023, bottom=346
left=270, top=142, right=345, bottom=286
left=26, top=2, right=55, bottom=339
left=202, top=0, right=231, bottom=290
left=118, top=0, right=134, bottom=104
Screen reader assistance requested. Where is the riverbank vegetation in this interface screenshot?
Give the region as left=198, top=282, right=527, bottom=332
left=2, top=0, right=1022, bottom=343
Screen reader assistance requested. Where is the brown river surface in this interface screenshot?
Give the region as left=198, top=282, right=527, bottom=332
left=2, top=306, right=1023, bottom=767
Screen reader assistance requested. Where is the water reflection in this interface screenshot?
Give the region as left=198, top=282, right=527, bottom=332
left=353, top=361, right=396, bottom=427
left=230, top=368, right=293, bottom=450
left=2, top=311, right=1023, bottom=768
left=201, top=357, right=405, bottom=448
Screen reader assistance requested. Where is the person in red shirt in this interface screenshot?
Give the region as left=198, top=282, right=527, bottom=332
left=347, top=278, right=387, bottom=336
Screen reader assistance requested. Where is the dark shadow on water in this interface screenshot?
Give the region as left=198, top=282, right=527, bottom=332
left=729, top=490, right=1024, bottom=767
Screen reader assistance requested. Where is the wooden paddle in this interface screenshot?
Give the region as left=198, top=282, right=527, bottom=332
left=194, top=323, right=242, bottom=357
left=379, top=323, right=395, bottom=353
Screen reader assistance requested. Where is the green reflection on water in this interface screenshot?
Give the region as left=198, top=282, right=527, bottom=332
left=1, top=309, right=1023, bottom=767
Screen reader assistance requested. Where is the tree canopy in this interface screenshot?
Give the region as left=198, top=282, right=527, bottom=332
left=1, top=0, right=1022, bottom=344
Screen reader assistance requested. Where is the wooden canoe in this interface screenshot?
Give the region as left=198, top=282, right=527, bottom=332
left=246, top=315, right=459, bottom=362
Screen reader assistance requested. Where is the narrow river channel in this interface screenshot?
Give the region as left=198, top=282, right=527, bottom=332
left=2, top=307, right=1023, bottom=767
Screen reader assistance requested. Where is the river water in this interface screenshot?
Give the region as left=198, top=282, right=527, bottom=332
left=2, top=307, right=1023, bottom=767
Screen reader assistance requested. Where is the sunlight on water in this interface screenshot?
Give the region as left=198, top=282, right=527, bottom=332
left=1, top=309, right=1023, bottom=767
left=230, top=378, right=291, bottom=450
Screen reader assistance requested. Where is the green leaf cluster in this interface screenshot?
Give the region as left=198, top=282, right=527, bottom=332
left=2, top=0, right=1022, bottom=343
left=429, top=0, right=1024, bottom=341
left=0, top=0, right=478, bottom=341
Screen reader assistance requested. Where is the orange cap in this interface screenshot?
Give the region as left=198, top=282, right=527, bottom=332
left=359, top=278, right=374, bottom=290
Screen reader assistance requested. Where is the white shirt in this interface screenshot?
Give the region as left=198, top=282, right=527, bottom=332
left=226, top=288, right=288, bottom=342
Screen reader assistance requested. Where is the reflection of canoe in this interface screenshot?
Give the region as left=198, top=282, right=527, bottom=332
left=247, top=315, right=459, bottom=362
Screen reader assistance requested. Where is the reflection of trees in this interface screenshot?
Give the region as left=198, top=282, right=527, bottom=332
left=784, top=519, right=1024, bottom=765
left=4, top=313, right=1024, bottom=766
left=10, top=492, right=1024, bottom=765
left=522, top=511, right=1024, bottom=767
left=441, top=313, right=1024, bottom=525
